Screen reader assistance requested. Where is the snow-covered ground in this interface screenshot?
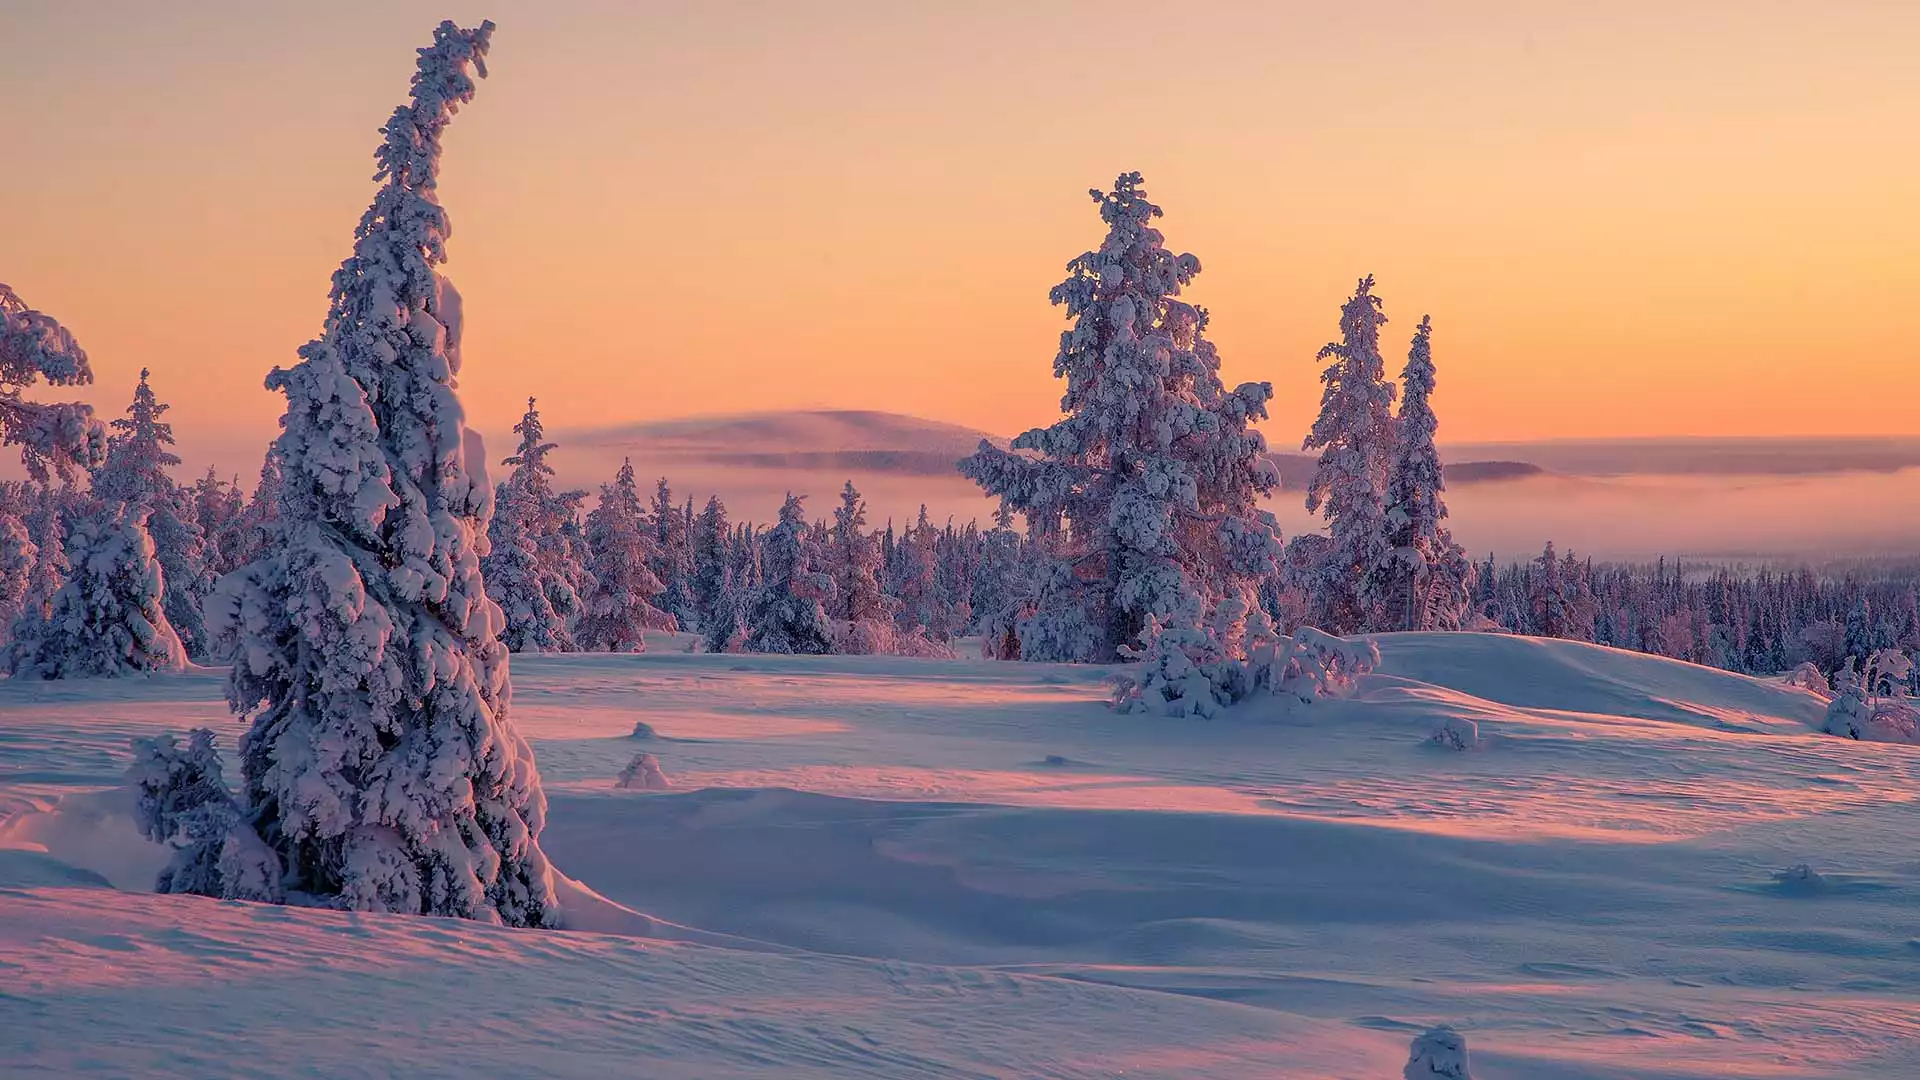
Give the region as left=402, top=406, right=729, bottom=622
left=4, top=633, right=1918, bottom=1078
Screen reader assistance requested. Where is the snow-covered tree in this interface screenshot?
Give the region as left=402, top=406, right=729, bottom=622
left=94, top=369, right=213, bottom=658
left=650, top=477, right=697, bottom=632
left=744, top=493, right=833, bottom=654
left=1302, top=276, right=1397, bottom=635
left=1381, top=317, right=1472, bottom=630
left=960, top=172, right=1282, bottom=661
left=0, top=501, right=36, bottom=643
left=691, top=494, right=732, bottom=644
left=828, top=480, right=890, bottom=626
left=577, top=459, right=674, bottom=652
left=202, top=20, right=557, bottom=925
left=0, top=283, right=106, bottom=483
left=486, top=479, right=567, bottom=653
left=1404, top=1025, right=1473, bottom=1079
left=6, top=500, right=186, bottom=678
left=190, top=467, right=246, bottom=578
left=484, top=397, right=583, bottom=652
left=229, top=451, right=281, bottom=570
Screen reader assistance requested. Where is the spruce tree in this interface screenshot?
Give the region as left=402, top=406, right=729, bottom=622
left=203, top=21, right=556, bottom=924
left=744, top=493, right=833, bottom=654
left=1303, top=276, right=1397, bottom=634
left=7, top=500, right=187, bottom=678
left=649, top=477, right=697, bottom=632
left=1382, top=316, right=1472, bottom=630
left=0, top=503, right=35, bottom=644
left=826, top=481, right=892, bottom=651
left=484, top=398, right=582, bottom=652
left=577, top=459, right=674, bottom=652
left=0, top=283, right=106, bottom=482
left=960, top=172, right=1281, bottom=660
left=94, top=369, right=210, bottom=658
left=691, top=494, right=732, bottom=640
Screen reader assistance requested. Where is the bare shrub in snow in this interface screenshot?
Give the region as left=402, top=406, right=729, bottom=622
left=615, top=753, right=672, bottom=791
left=1404, top=1025, right=1473, bottom=1079
left=1429, top=716, right=1480, bottom=751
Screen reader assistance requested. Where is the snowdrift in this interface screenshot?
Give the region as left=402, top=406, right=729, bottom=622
left=4, top=633, right=1919, bottom=1078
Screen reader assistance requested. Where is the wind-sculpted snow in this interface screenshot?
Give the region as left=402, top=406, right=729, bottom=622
left=4, top=633, right=1920, bottom=1077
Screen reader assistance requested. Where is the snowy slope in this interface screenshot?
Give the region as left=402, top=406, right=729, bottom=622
left=5, top=634, right=1920, bottom=1078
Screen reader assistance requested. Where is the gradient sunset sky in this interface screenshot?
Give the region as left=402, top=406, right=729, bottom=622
left=5, top=1, right=1916, bottom=477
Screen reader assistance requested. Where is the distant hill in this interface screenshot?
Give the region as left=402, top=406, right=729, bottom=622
left=1269, top=453, right=1542, bottom=490
left=564, top=410, right=1542, bottom=484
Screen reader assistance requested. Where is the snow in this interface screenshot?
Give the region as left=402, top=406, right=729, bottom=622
left=5, top=632, right=1920, bottom=1077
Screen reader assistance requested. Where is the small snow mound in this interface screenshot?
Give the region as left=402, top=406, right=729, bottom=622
left=1771, top=863, right=1828, bottom=892
left=1428, top=717, right=1480, bottom=752
left=615, top=753, right=673, bottom=791
left=629, top=721, right=658, bottom=740
left=1404, top=1025, right=1472, bottom=1079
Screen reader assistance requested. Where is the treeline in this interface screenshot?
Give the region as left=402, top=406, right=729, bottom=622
left=1473, top=543, right=1920, bottom=679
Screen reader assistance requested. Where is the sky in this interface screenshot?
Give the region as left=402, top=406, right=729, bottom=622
left=4, top=1, right=1918, bottom=481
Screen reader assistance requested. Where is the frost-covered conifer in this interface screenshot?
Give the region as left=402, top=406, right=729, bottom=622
left=577, top=459, right=674, bottom=652
left=1382, top=317, right=1472, bottom=630
left=0, top=505, right=35, bottom=643
left=744, top=493, right=834, bottom=654
left=484, top=398, right=582, bottom=652
left=203, top=21, right=557, bottom=925
left=0, top=283, right=106, bottom=482
left=190, top=467, right=246, bottom=578
left=1404, top=1025, right=1473, bottom=1079
left=94, top=370, right=213, bottom=657
left=650, top=477, right=697, bottom=632
left=828, top=481, right=889, bottom=625
left=1303, top=276, right=1397, bottom=635
left=486, top=479, right=566, bottom=652
left=228, top=451, right=280, bottom=570
left=7, top=500, right=186, bottom=678
left=691, top=494, right=731, bottom=639
left=960, top=173, right=1281, bottom=660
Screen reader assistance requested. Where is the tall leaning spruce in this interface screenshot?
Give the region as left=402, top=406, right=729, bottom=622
left=205, top=21, right=558, bottom=925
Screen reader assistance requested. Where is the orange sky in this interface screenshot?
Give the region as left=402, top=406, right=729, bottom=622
left=4, top=1, right=1917, bottom=480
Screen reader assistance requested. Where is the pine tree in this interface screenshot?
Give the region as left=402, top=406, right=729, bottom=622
left=94, top=369, right=212, bottom=658
left=0, top=283, right=106, bottom=482
left=691, top=494, right=732, bottom=641
left=0, top=500, right=36, bottom=644
left=202, top=21, right=556, bottom=924
left=577, top=459, right=674, bottom=652
left=190, top=467, right=246, bottom=578
left=828, top=480, right=889, bottom=625
left=1528, top=541, right=1569, bottom=638
left=230, top=451, right=281, bottom=570
left=649, top=477, right=697, bottom=632
left=1382, top=316, right=1472, bottom=630
left=7, top=500, right=186, bottom=678
left=960, top=172, right=1281, bottom=661
left=744, top=493, right=833, bottom=654
left=484, top=398, right=582, bottom=652
left=1303, top=275, right=1397, bottom=635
